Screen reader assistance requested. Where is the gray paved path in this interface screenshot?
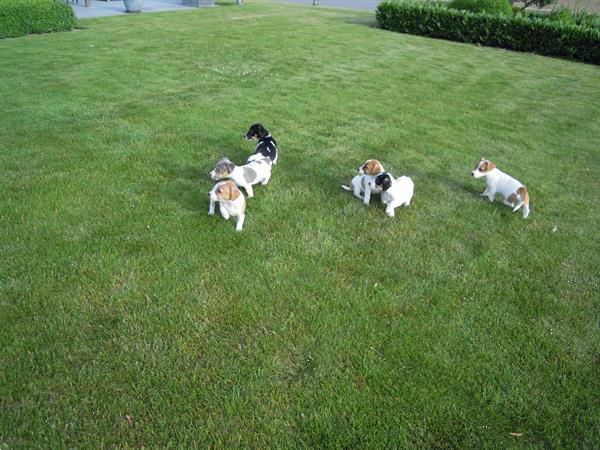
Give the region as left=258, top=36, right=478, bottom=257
left=278, top=0, right=380, bottom=9
left=69, top=0, right=378, bottom=19
left=70, top=0, right=200, bottom=19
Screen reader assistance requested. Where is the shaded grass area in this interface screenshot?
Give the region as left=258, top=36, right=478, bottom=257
left=1, top=1, right=599, bottom=447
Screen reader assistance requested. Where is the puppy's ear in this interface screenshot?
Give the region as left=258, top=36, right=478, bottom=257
left=487, top=161, right=496, bottom=171
left=224, top=181, right=240, bottom=201
left=256, top=124, right=267, bottom=138
left=382, top=176, right=392, bottom=191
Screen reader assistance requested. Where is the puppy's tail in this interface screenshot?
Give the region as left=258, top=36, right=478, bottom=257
left=340, top=184, right=352, bottom=192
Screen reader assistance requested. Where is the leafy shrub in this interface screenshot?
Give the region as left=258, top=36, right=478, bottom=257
left=376, top=0, right=600, bottom=64
left=574, top=10, right=600, bottom=29
left=0, top=0, right=75, bottom=39
left=448, top=0, right=513, bottom=16
left=548, top=8, right=576, bottom=25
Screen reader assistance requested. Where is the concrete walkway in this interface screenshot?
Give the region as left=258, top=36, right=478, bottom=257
left=69, top=0, right=378, bottom=19
left=278, top=0, right=380, bottom=10
left=69, top=0, right=200, bottom=19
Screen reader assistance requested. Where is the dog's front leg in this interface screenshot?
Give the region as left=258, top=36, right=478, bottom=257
left=208, top=196, right=216, bottom=215
left=363, top=184, right=372, bottom=205
left=221, top=208, right=230, bottom=220
left=235, top=214, right=245, bottom=232
left=244, top=185, right=254, bottom=198
left=261, top=173, right=271, bottom=185
left=386, top=205, right=396, bottom=217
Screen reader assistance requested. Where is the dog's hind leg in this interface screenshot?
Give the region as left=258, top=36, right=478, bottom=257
left=244, top=185, right=254, bottom=198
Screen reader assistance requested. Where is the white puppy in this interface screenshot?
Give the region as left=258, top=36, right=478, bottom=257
left=470, top=158, right=530, bottom=219
left=210, top=156, right=272, bottom=198
left=208, top=180, right=246, bottom=232
left=341, top=159, right=385, bottom=205
left=371, top=172, right=414, bottom=217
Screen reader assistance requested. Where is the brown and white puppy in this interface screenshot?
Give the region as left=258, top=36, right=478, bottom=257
left=208, top=180, right=246, bottom=232
left=471, top=158, right=530, bottom=219
left=340, top=159, right=385, bottom=205
left=210, top=156, right=272, bottom=198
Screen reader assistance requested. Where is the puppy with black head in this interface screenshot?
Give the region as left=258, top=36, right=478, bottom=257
left=372, top=172, right=414, bottom=217
left=244, top=123, right=279, bottom=165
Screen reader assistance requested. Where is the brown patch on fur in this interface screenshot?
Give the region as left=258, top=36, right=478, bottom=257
left=517, top=186, right=529, bottom=204
left=364, top=159, right=383, bottom=176
left=506, top=193, right=517, bottom=205
left=480, top=160, right=497, bottom=172
left=217, top=181, right=240, bottom=201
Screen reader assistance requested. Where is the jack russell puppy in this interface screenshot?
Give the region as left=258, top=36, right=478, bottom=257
left=208, top=180, right=246, bottom=232
left=341, top=159, right=385, bottom=205
left=210, top=156, right=272, bottom=198
left=371, top=173, right=414, bottom=217
left=244, top=123, right=279, bottom=165
left=470, top=158, right=530, bottom=219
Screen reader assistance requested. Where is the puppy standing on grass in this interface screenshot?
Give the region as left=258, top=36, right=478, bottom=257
left=208, top=180, right=246, bottom=232
left=244, top=123, right=279, bottom=165
left=371, top=172, right=414, bottom=217
left=341, top=159, right=385, bottom=205
left=210, top=156, right=272, bottom=198
left=470, top=158, right=530, bottom=219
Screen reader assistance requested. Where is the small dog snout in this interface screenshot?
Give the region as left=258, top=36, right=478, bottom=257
left=470, top=172, right=475, bottom=177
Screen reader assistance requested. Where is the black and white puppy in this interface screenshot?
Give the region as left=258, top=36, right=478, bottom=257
left=372, top=172, right=414, bottom=217
left=244, top=123, right=278, bottom=165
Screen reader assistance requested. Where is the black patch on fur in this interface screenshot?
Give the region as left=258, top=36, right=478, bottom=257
left=375, top=173, right=392, bottom=191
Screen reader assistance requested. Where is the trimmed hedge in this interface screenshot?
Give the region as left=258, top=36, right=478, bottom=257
left=0, top=0, right=75, bottom=39
left=376, top=0, right=600, bottom=64
left=448, top=0, right=513, bottom=16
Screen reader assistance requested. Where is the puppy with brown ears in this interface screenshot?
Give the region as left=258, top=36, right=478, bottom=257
left=341, top=159, right=385, bottom=205
left=470, top=158, right=530, bottom=219
left=208, top=180, right=246, bottom=232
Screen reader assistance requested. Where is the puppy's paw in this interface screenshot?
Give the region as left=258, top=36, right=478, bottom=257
left=208, top=211, right=214, bottom=216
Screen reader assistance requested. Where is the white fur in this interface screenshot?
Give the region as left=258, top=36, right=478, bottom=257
left=208, top=182, right=246, bottom=232
left=210, top=157, right=272, bottom=198
left=471, top=161, right=530, bottom=219
left=372, top=176, right=414, bottom=217
left=341, top=162, right=385, bottom=205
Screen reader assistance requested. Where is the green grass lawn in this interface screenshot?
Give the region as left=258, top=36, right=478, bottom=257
left=1, top=1, right=599, bottom=447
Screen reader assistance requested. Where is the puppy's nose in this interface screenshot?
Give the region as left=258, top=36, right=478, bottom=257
left=470, top=172, right=474, bottom=177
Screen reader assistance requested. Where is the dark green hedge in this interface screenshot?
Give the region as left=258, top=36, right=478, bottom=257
left=0, top=0, right=75, bottom=39
left=376, top=0, right=600, bottom=64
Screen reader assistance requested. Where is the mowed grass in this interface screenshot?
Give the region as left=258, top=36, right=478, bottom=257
left=1, top=1, right=599, bottom=447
